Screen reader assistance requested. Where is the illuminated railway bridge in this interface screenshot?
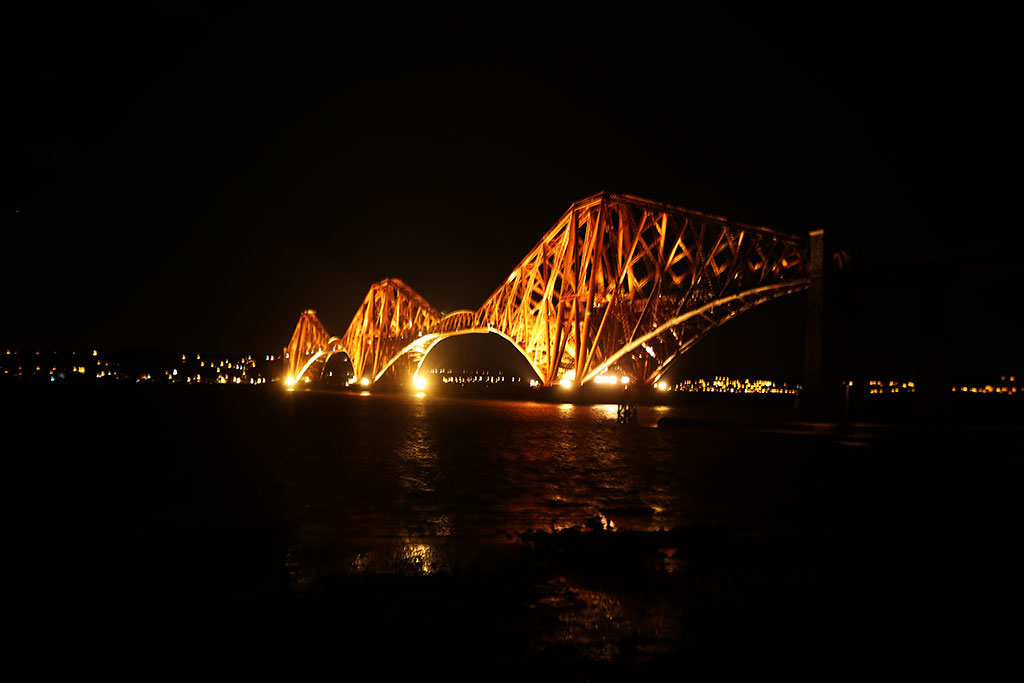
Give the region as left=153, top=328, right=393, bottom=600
left=284, top=192, right=810, bottom=388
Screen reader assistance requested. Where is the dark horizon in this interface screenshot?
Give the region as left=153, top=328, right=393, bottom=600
left=9, top=4, right=1021, bottom=380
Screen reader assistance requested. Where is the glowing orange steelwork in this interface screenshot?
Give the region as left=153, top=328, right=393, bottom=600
left=284, top=192, right=810, bottom=386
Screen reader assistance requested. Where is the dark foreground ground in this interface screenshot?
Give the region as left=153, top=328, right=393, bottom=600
left=8, top=384, right=1024, bottom=681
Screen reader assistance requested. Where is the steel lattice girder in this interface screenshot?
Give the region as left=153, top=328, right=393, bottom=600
left=284, top=280, right=443, bottom=383
left=284, top=192, right=810, bottom=386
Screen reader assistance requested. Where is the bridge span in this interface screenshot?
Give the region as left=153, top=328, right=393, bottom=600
left=284, top=192, right=810, bottom=388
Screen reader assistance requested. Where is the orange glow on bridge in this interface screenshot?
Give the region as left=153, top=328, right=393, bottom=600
left=284, top=192, right=810, bottom=387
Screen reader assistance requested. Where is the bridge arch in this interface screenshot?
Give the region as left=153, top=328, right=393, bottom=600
left=289, top=336, right=352, bottom=384
left=579, top=281, right=808, bottom=386
left=373, top=328, right=544, bottom=386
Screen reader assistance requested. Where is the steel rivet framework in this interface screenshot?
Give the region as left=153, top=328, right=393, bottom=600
left=285, top=192, right=810, bottom=387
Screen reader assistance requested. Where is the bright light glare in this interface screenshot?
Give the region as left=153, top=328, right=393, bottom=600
left=559, top=378, right=572, bottom=388
left=413, top=375, right=427, bottom=390
left=594, top=375, right=618, bottom=384
left=285, top=376, right=295, bottom=385
left=360, top=378, right=370, bottom=386
left=657, top=381, right=668, bottom=391
left=620, top=376, right=630, bottom=384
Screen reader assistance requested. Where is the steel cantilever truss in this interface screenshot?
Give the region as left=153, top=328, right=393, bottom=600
left=285, top=279, right=444, bottom=384
left=285, top=192, right=810, bottom=387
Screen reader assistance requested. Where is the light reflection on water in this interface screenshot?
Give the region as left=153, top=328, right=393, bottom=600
left=347, top=542, right=446, bottom=575
left=264, top=389, right=868, bottom=666
left=280, top=392, right=700, bottom=578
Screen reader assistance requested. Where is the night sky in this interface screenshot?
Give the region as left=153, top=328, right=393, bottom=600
left=9, top=4, right=1020, bottom=381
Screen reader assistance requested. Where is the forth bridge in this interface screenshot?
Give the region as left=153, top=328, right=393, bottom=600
left=284, top=192, right=810, bottom=388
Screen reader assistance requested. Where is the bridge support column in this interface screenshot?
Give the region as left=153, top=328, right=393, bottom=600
left=801, top=230, right=841, bottom=420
